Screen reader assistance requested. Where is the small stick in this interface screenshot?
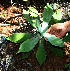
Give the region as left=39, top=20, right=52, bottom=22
left=0, top=24, right=11, bottom=25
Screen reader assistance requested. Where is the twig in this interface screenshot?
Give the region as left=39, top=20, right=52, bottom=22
left=0, top=23, right=11, bottom=25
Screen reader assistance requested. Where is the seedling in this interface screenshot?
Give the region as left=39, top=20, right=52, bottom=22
left=6, top=3, right=70, bottom=66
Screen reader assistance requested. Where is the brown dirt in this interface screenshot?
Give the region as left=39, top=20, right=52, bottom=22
left=0, top=1, right=70, bottom=71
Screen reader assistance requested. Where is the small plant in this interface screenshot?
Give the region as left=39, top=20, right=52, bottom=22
left=6, top=3, right=70, bottom=66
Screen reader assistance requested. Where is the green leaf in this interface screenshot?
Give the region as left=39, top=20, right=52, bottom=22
left=23, top=10, right=32, bottom=23
left=68, top=51, right=70, bottom=54
left=52, top=3, right=58, bottom=9
left=41, top=22, right=48, bottom=35
left=42, top=3, right=53, bottom=23
left=6, top=33, right=32, bottom=43
left=32, top=19, right=41, bottom=32
left=36, top=19, right=41, bottom=32
left=62, top=33, right=70, bottom=42
left=47, top=42, right=64, bottom=57
left=23, top=9, right=36, bottom=28
left=67, top=54, right=70, bottom=57
left=41, top=3, right=53, bottom=34
left=29, top=7, right=38, bottom=17
left=21, top=51, right=32, bottom=59
left=29, top=7, right=41, bottom=30
left=48, top=17, right=63, bottom=29
left=43, top=33, right=64, bottom=47
left=17, top=36, right=39, bottom=53
left=69, top=63, right=70, bottom=69
left=65, top=64, right=68, bottom=68
left=36, top=38, right=46, bottom=66
left=52, top=9, right=63, bottom=20
left=67, top=59, right=70, bottom=62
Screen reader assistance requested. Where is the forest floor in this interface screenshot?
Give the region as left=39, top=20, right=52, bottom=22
left=0, top=0, right=70, bottom=71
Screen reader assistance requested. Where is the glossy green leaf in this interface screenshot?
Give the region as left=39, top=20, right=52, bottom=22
left=68, top=51, right=70, bottom=54
left=48, top=17, right=64, bottom=29
left=62, top=33, right=70, bottom=42
left=50, top=3, right=58, bottom=10
left=69, top=63, right=70, bottom=71
left=42, top=3, right=53, bottom=23
left=41, top=3, right=53, bottom=34
left=36, top=19, right=41, bottom=32
left=52, top=9, right=63, bottom=20
left=67, top=54, right=70, bottom=57
left=43, top=33, right=64, bottom=47
left=23, top=9, right=36, bottom=28
left=23, top=10, right=32, bottom=23
left=41, top=22, right=48, bottom=35
left=29, top=7, right=40, bottom=30
left=21, top=51, right=32, bottom=59
left=47, top=42, right=64, bottom=57
left=17, top=36, right=39, bottom=53
left=29, top=7, right=38, bottom=17
left=65, top=64, right=68, bottom=68
left=32, top=19, right=41, bottom=32
left=36, top=38, right=46, bottom=66
left=6, top=33, right=32, bottom=43
left=67, top=59, right=70, bottom=62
